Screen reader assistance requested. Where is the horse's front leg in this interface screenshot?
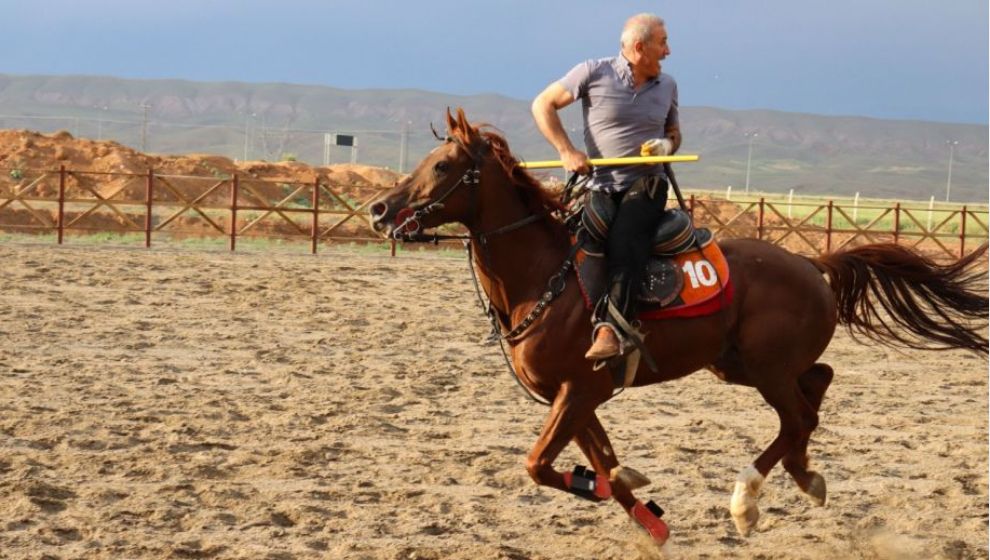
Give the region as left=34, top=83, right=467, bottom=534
left=525, top=381, right=611, bottom=501
left=574, top=414, right=670, bottom=545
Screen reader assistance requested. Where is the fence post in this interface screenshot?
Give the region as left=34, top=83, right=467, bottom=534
left=893, top=202, right=900, bottom=244
left=825, top=200, right=833, bottom=253
left=959, top=205, right=967, bottom=257
left=757, top=197, right=765, bottom=240
left=311, top=177, right=320, bottom=255
left=57, top=165, right=66, bottom=244
left=927, top=195, right=935, bottom=231
left=391, top=238, right=396, bottom=257
left=230, top=175, right=239, bottom=251
left=145, top=168, right=154, bottom=248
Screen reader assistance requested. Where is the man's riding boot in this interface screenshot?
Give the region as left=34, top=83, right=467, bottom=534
left=585, top=271, right=635, bottom=361
left=585, top=325, right=621, bottom=360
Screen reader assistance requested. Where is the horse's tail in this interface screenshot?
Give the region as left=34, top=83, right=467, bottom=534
left=809, top=243, right=988, bottom=355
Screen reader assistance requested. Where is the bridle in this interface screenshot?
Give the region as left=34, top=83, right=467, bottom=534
left=389, top=153, right=480, bottom=241
left=388, top=135, right=542, bottom=245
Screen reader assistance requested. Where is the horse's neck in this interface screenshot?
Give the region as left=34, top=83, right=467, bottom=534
left=469, top=176, right=568, bottom=323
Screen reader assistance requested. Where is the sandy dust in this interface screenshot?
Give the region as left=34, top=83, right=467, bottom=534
left=0, top=242, right=986, bottom=559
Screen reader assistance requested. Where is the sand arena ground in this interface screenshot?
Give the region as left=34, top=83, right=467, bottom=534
left=0, top=242, right=986, bottom=559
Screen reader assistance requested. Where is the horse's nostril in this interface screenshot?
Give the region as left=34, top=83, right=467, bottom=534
left=370, top=202, right=388, bottom=219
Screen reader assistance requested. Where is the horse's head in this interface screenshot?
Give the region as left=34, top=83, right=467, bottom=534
left=371, top=108, right=492, bottom=238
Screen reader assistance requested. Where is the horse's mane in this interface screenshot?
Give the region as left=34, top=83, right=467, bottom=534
left=448, top=122, right=567, bottom=222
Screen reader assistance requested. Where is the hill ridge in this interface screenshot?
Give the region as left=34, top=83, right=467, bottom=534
left=0, top=73, right=986, bottom=202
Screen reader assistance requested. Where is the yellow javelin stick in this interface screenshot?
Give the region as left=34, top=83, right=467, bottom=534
left=517, top=154, right=699, bottom=169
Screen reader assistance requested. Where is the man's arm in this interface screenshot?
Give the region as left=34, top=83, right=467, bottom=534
left=665, top=124, right=682, bottom=154
left=531, top=82, right=590, bottom=174
left=665, top=81, right=681, bottom=154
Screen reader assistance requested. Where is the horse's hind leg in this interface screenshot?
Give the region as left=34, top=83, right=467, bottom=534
left=782, top=363, right=834, bottom=506
left=731, top=375, right=816, bottom=536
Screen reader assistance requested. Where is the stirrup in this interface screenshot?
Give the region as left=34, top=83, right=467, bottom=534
left=590, top=322, right=625, bottom=348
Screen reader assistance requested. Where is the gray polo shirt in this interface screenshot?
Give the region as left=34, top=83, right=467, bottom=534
left=558, top=54, right=679, bottom=193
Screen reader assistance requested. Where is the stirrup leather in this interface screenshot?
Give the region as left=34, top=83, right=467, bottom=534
left=604, top=299, right=658, bottom=376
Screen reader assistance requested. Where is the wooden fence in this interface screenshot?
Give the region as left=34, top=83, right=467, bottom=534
left=1, top=167, right=987, bottom=260
left=686, top=194, right=987, bottom=260
left=0, top=166, right=390, bottom=252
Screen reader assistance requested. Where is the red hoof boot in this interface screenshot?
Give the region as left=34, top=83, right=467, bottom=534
left=632, top=500, right=669, bottom=545
left=585, top=327, right=620, bottom=360
left=563, top=465, right=612, bottom=501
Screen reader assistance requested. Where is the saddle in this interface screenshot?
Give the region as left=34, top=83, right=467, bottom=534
left=576, top=197, right=731, bottom=319
left=571, top=195, right=734, bottom=390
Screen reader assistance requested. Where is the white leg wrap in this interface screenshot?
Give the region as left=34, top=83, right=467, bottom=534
left=729, top=464, right=764, bottom=536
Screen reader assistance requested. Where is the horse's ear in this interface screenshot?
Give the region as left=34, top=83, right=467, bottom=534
left=444, top=107, right=457, bottom=136
left=455, top=107, right=481, bottom=145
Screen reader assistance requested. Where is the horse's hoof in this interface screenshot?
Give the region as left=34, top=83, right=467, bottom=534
left=805, top=472, right=827, bottom=506
left=610, top=465, right=651, bottom=490
left=730, top=503, right=759, bottom=537
left=729, top=465, right=764, bottom=537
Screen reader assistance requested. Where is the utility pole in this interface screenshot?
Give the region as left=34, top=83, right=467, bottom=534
left=945, top=140, right=958, bottom=202
left=399, top=121, right=410, bottom=173
left=140, top=103, right=151, bottom=152
left=97, top=105, right=108, bottom=141
left=744, top=131, right=758, bottom=193
left=243, top=112, right=255, bottom=161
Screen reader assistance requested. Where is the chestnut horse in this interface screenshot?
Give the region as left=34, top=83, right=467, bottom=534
left=370, top=109, right=988, bottom=545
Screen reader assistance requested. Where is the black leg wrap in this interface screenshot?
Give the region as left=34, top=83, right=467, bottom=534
left=645, top=500, right=665, bottom=518
left=567, top=465, right=601, bottom=501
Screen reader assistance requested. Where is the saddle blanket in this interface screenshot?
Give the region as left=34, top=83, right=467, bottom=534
left=574, top=237, right=734, bottom=320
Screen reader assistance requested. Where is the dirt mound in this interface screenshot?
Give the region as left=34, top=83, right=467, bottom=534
left=0, top=128, right=403, bottom=187
left=0, top=129, right=405, bottom=239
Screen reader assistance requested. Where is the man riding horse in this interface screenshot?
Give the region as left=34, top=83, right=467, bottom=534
left=532, top=12, right=681, bottom=361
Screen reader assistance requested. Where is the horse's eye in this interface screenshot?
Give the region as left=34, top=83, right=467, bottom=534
left=433, top=161, right=450, bottom=175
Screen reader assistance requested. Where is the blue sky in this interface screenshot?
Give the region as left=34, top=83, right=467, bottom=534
left=4, top=0, right=988, bottom=124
